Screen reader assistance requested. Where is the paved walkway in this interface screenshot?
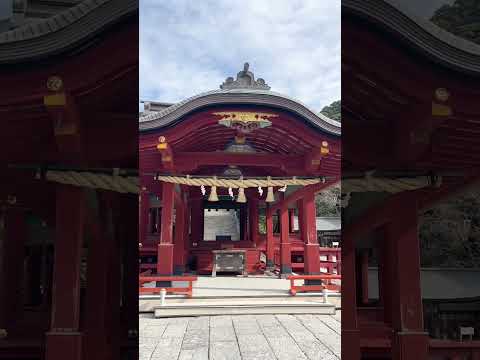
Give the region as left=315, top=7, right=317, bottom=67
left=140, top=312, right=341, bottom=360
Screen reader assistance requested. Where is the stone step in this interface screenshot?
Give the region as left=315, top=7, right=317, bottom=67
left=140, top=294, right=341, bottom=312
left=153, top=301, right=336, bottom=317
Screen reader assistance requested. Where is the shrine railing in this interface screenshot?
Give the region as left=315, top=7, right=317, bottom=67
left=429, top=339, right=480, bottom=360
left=288, top=274, right=342, bottom=296
left=357, top=318, right=480, bottom=360
left=139, top=275, right=198, bottom=298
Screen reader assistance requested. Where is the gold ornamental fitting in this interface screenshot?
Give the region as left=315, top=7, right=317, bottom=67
left=157, top=136, right=168, bottom=150
left=435, top=88, right=450, bottom=102
left=214, top=111, right=276, bottom=132
left=214, top=111, right=277, bottom=124
left=321, top=141, right=329, bottom=155
left=46, top=76, right=63, bottom=92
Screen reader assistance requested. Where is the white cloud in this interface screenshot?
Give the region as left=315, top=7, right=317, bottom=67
left=140, top=0, right=340, bottom=111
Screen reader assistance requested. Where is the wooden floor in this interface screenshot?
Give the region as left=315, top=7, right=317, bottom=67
left=140, top=312, right=341, bottom=360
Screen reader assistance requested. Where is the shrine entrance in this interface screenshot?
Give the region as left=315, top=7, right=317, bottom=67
left=203, top=200, right=243, bottom=243
left=139, top=64, right=341, bottom=291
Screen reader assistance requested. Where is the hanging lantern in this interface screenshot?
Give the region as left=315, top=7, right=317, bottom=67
left=265, top=186, right=275, bottom=202
left=208, top=186, right=219, bottom=202
left=237, top=187, right=247, bottom=203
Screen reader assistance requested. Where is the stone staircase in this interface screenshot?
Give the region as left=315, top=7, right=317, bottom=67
left=152, top=298, right=336, bottom=317
left=203, top=209, right=240, bottom=240
left=140, top=276, right=341, bottom=317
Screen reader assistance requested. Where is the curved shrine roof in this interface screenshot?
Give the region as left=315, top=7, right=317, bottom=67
left=0, top=0, right=137, bottom=64
left=140, top=89, right=341, bottom=136
left=140, top=63, right=341, bottom=137
left=343, top=0, right=480, bottom=75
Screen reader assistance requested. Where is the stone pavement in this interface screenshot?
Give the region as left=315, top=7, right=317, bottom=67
left=140, top=312, right=341, bottom=360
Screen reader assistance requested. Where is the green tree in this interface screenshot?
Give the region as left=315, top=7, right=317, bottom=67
left=419, top=192, right=480, bottom=267
left=431, top=0, right=480, bottom=45
left=320, top=100, right=341, bottom=121
left=315, top=184, right=340, bottom=217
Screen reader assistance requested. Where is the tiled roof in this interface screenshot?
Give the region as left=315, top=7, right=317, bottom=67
left=0, top=0, right=137, bottom=63
left=344, top=0, right=480, bottom=75
left=0, top=0, right=109, bottom=44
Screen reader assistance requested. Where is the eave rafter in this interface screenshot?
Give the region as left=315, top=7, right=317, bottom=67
left=173, top=152, right=305, bottom=173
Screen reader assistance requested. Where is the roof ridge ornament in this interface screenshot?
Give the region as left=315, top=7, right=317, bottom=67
left=220, top=62, right=271, bottom=90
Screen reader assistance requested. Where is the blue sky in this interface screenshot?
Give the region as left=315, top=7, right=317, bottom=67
left=140, top=0, right=340, bottom=112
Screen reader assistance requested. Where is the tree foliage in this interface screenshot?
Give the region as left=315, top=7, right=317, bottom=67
left=320, top=100, right=341, bottom=121
left=419, top=191, right=480, bottom=267
left=431, top=0, right=480, bottom=45
left=315, top=184, right=340, bottom=217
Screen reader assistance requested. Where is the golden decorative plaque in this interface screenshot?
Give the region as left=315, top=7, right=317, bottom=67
left=213, top=111, right=276, bottom=132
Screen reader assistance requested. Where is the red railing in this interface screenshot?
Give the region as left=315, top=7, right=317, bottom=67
left=429, top=339, right=480, bottom=360
left=357, top=322, right=480, bottom=360
left=139, top=276, right=198, bottom=298
left=288, top=274, right=341, bottom=295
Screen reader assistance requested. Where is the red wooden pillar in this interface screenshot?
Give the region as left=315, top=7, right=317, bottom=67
left=119, top=195, right=139, bottom=359
left=279, top=206, right=291, bottom=276
left=265, top=206, right=275, bottom=269
left=0, top=207, right=27, bottom=334
left=387, top=197, right=428, bottom=360
left=103, top=194, right=121, bottom=360
left=360, top=249, right=369, bottom=305
left=302, top=192, right=321, bottom=275
left=378, top=225, right=394, bottom=324
left=139, top=188, right=149, bottom=245
left=83, top=191, right=125, bottom=360
left=341, top=230, right=360, bottom=360
left=249, top=198, right=259, bottom=246
left=157, top=182, right=174, bottom=275
left=190, top=197, right=203, bottom=244
left=183, top=199, right=191, bottom=267
left=84, top=193, right=109, bottom=360
left=173, top=199, right=186, bottom=275
left=46, top=185, right=85, bottom=360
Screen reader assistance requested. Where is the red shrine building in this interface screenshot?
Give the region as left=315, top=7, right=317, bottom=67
left=343, top=1, right=480, bottom=359
left=139, top=64, right=341, bottom=278
left=0, top=1, right=138, bottom=359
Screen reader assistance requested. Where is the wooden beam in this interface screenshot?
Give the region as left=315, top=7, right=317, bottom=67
left=279, top=205, right=291, bottom=275
left=304, top=147, right=323, bottom=173
left=156, top=141, right=174, bottom=170
left=45, top=93, right=85, bottom=164
left=418, top=174, right=480, bottom=211
left=266, top=206, right=275, bottom=268
left=269, top=179, right=339, bottom=213
left=173, top=152, right=305, bottom=172
left=157, top=183, right=174, bottom=275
